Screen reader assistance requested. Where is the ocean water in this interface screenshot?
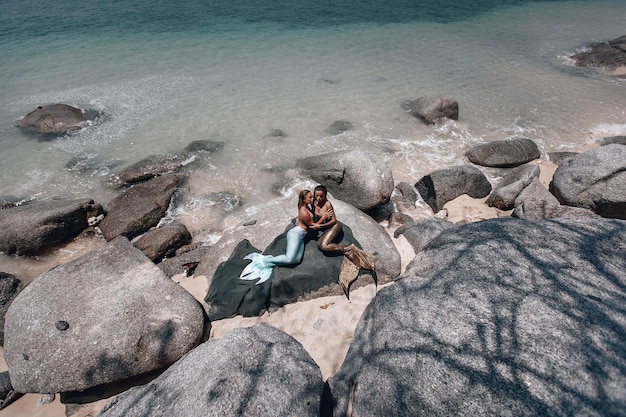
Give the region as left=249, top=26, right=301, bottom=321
left=1, top=0, right=625, bottom=261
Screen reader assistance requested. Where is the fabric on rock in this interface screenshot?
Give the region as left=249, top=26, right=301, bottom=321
left=205, top=221, right=366, bottom=320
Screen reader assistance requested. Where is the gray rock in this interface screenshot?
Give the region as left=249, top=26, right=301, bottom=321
left=118, top=154, right=195, bottom=185
left=571, top=35, right=626, bottom=68
left=0, top=198, right=95, bottom=255
left=550, top=144, right=626, bottom=219
left=415, top=165, right=492, bottom=213
left=486, top=164, right=540, bottom=210
left=4, top=236, right=206, bottom=394
left=0, top=273, right=23, bottom=346
left=15, top=104, right=90, bottom=134
left=465, top=138, right=540, bottom=168
left=297, top=150, right=394, bottom=211
left=97, top=325, right=322, bottom=417
left=598, top=135, right=626, bottom=146
left=324, top=120, right=354, bottom=135
left=158, top=245, right=211, bottom=278
left=98, top=174, right=186, bottom=241
left=184, top=139, right=225, bottom=153
left=330, top=217, right=626, bottom=417
left=393, top=219, right=454, bottom=253
left=513, top=181, right=599, bottom=220
left=395, top=182, right=419, bottom=205
left=547, top=151, right=578, bottom=165
left=405, top=96, right=459, bottom=124
left=0, top=371, right=20, bottom=410
left=133, top=221, right=192, bottom=262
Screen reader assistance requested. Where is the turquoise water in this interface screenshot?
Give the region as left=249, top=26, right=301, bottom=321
left=0, top=0, right=625, bottom=236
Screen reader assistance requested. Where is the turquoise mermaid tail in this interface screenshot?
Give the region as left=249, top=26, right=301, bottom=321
left=239, top=253, right=274, bottom=285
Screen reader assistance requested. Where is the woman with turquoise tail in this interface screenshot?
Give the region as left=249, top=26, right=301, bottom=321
left=239, top=189, right=332, bottom=284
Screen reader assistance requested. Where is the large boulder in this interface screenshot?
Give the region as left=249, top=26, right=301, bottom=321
left=98, top=174, right=186, bottom=241
left=415, top=165, right=492, bottom=213
left=0, top=273, right=22, bottom=346
left=15, top=104, right=91, bottom=134
left=96, top=324, right=322, bottom=417
left=296, top=150, right=394, bottom=211
left=513, top=181, right=599, bottom=220
left=486, top=164, right=540, bottom=210
left=405, top=96, right=459, bottom=124
left=465, top=138, right=540, bottom=168
left=329, top=217, right=626, bottom=416
left=550, top=144, right=626, bottom=219
left=133, top=221, right=192, bottom=262
left=3, top=237, right=206, bottom=393
left=0, top=198, right=96, bottom=255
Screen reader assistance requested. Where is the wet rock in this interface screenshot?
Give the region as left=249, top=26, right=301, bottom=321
left=324, top=120, right=354, bottom=135
left=15, top=104, right=92, bottom=134
left=0, top=198, right=96, bottom=255
left=134, top=221, right=192, bottom=262
left=98, top=174, right=186, bottom=241
left=486, top=164, right=540, bottom=210
left=550, top=144, right=626, bottom=219
left=415, top=165, right=492, bottom=213
left=571, top=35, right=626, bottom=68
left=118, top=154, right=195, bottom=185
left=3, top=236, right=206, bottom=393
left=97, top=325, right=322, bottom=417
left=465, top=138, right=540, bottom=168
left=405, top=96, right=459, bottom=124
left=297, top=150, right=394, bottom=211
left=330, top=217, right=626, bottom=417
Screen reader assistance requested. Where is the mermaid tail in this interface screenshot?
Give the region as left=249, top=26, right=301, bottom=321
left=239, top=253, right=274, bottom=285
left=340, top=245, right=376, bottom=299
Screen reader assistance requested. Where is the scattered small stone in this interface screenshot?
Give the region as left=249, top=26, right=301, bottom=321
left=38, top=393, right=55, bottom=405
left=55, top=321, right=69, bottom=331
left=243, top=220, right=257, bottom=226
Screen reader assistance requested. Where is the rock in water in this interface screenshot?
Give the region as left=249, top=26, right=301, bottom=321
left=16, top=104, right=90, bottom=134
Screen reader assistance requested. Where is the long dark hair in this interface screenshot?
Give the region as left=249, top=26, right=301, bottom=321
left=298, top=189, right=311, bottom=209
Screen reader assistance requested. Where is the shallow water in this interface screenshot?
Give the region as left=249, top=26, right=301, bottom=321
left=1, top=0, right=625, bottom=276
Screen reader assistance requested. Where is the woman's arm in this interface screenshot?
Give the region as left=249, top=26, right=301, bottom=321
left=300, top=205, right=332, bottom=230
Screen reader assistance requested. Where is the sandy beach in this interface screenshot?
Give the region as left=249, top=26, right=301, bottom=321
left=0, top=160, right=560, bottom=417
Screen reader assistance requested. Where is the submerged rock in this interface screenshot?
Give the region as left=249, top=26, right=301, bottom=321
left=571, top=35, right=626, bottom=68
left=324, top=120, right=354, bottom=135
